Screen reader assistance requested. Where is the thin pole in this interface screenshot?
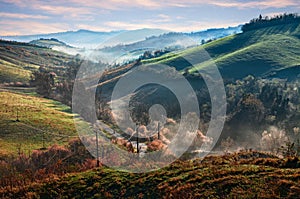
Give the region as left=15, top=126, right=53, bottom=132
left=158, top=122, right=160, bottom=140
left=102, top=145, right=104, bottom=160
left=16, top=108, right=20, bottom=122
left=42, top=131, right=45, bottom=149
left=96, top=129, right=100, bottom=167
left=136, top=124, right=139, bottom=154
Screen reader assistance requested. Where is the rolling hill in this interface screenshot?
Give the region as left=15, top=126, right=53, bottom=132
left=95, top=26, right=241, bottom=63
left=95, top=20, right=300, bottom=107
left=143, top=21, right=300, bottom=80
left=2, top=27, right=241, bottom=64
left=1, top=16, right=300, bottom=198
left=29, top=38, right=73, bottom=49
left=29, top=38, right=82, bottom=56
left=0, top=40, right=76, bottom=83
left=93, top=16, right=300, bottom=148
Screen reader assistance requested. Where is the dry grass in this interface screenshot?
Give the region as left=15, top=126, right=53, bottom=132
left=1, top=151, right=300, bottom=198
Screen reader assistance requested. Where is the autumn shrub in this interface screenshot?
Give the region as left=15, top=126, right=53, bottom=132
left=281, top=157, right=300, bottom=168
left=276, top=179, right=296, bottom=198
left=68, top=138, right=94, bottom=161
left=11, top=154, right=30, bottom=173
left=80, top=159, right=98, bottom=171
left=31, top=145, right=71, bottom=171
left=249, top=158, right=282, bottom=167
left=0, top=139, right=99, bottom=189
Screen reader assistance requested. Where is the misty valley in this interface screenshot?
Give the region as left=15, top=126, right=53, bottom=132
left=0, top=13, right=300, bottom=198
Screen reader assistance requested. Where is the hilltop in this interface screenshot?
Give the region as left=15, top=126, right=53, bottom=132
left=29, top=38, right=72, bottom=49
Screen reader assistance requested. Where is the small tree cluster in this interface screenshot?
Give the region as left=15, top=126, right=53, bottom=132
left=31, top=67, right=56, bottom=98
left=242, top=13, right=300, bottom=32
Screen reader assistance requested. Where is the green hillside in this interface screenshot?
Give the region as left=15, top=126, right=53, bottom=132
left=0, top=40, right=74, bottom=83
left=3, top=151, right=300, bottom=198
left=143, top=22, right=300, bottom=80
left=0, top=91, right=87, bottom=156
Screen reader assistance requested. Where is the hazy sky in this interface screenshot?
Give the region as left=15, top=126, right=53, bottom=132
left=0, top=0, right=299, bottom=35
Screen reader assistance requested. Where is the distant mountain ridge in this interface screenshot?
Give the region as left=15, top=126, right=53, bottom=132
left=1, top=26, right=241, bottom=63
left=0, top=29, right=125, bottom=49
left=1, top=26, right=241, bottom=51
left=0, top=29, right=169, bottom=49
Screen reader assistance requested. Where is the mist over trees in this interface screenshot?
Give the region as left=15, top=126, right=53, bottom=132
left=28, top=13, right=300, bottom=155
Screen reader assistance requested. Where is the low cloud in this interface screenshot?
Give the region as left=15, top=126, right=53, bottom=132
left=209, top=0, right=298, bottom=9
left=0, top=12, right=49, bottom=19
left=0, top=20, right=70, bottom=36
left=4, top=0, right=298, bottom=11
left=36, top=5, right=92, bottom=16
left=104, top=20, right=243, bottom=32
left=75, top=0, right=298, bottom=9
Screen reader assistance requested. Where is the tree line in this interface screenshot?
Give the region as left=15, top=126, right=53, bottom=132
left=242, top=13, right=300, bottom=32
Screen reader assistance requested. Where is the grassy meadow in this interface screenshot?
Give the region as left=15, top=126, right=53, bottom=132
left=0, top=90, right=86, bottom=156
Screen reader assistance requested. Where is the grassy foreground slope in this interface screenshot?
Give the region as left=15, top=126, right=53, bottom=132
left=0, top=40, right=74, bottom=83
left=0, top=91, right=86, bottom=156
left=143, top=22, right=300, bottom=80
left=3, top=152, right=300, bottom=198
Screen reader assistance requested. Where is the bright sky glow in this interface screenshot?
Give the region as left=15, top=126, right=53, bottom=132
left=0, top=0, right=299, bottom=35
